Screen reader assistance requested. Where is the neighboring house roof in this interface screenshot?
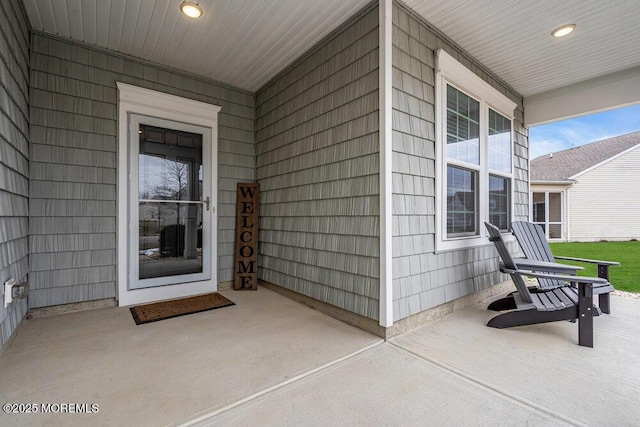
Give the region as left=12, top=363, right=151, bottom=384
left=531, top=131, right=640, bottom=182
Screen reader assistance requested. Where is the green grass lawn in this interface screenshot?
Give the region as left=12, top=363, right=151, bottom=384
left=549, top=241, right=640, bottom=293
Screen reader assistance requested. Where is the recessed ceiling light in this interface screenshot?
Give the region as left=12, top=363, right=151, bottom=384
left=552, top=24, right=576, bottom=37
left=180, top=2, right=203, bottom=19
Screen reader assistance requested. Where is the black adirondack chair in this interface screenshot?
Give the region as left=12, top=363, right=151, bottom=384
left=511, top=221, right=618, bottom=314
left=484, top=222, right=609, bottom=347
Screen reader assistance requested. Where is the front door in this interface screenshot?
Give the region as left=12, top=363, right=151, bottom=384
left=129, top=114, right=213, bottom=290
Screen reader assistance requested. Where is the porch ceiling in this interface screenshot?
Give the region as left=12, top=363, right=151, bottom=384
left=404, top=0, right=640, bottom=97
left=22, top=0, right=640, bottom=117
left=22, top=0, right=372, bottom=92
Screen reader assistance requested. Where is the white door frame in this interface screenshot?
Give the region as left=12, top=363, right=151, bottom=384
left=117, top=82, right=221, bottom=306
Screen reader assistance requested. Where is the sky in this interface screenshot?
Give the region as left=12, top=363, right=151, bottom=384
left=528, top=104, right=640, bottom=160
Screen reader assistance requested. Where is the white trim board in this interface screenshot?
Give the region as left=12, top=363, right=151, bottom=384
left=436, top=50, right=517, bottom=118
left=116, top=82, right=221, bottom=306
left=524, top=66, right=640, bottom=126
left=378, top=0, right=393, bottom=328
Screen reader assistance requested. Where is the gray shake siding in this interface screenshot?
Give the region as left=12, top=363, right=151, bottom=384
left=255, top=5, right=381, bottom=320
left=0, top=1, right=30, bottom=351
left=28, top=33, right=255, bottom=308
left=0, top=0, right=530, bottom=334
left=391, top=2, right=528, bottom=321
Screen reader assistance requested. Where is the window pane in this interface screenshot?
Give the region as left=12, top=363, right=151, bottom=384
left=447, top=84, right=457, bottom=111
left=447, top=111, right=457, bottom=141
left=446, top=85, right=480, bottom=164
left=549, top=224, right=562, bottom=239
left=488, top=109, right=511, bottom=172
left=489, top=175, right=510, bottom=231
left=549, top=193, right=562, bottom=222
left=532, top=192, right=545, bottom=222
left=447, top=166, right=477, bottom=236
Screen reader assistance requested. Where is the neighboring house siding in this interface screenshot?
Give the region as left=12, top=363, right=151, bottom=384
left=391, top=2, right=528, bottom=321
left=0, top=1, right=29, bottom=351
left=29, top=34, right=255, bottom=308
left=569, top=146, right=640, bottom=241
left=255, top=5, right=380, bottom=319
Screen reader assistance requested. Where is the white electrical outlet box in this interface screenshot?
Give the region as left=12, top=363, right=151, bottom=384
left=4, top=278, right=16, bottom=308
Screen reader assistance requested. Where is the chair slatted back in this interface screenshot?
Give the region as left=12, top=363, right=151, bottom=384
left=484, top=222, right=533, bottom=303
left=511, top=221, right=563, bottom=289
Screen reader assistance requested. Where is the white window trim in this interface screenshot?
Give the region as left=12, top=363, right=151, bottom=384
left=435, top=49, right=517, bottom=252
left=116, top=82, right=221, bottom=306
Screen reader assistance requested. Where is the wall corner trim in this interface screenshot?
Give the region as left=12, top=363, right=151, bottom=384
left=379, top=0, right=394, bottom=327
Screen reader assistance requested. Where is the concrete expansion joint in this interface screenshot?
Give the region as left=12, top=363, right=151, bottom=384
left=594, top=327, right=640, bottom=342
left=182, top=340, right=385, bottom=426
left=388, top=341, right=586, bottom=427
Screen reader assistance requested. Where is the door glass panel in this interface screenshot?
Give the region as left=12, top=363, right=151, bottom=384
left=549, top=193, right=562, bottom=222
left=532, top=192, right=545, bottom=222
left=549, top=224, right=562, bottom=239
left=138, top=124, right=204, bottom=280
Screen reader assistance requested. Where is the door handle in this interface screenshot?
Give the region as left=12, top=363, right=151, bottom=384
left=203, top=196, right=211, bottom=211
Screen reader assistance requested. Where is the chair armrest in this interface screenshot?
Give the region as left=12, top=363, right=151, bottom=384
left=554, top=256, right=620, bottom=266
left=511, top=258, right=583, bottom=273
left=500, top=267, right=609, bottom=284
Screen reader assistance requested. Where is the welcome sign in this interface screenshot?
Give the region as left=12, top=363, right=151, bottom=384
left=233, top=183, right=260, bottom=290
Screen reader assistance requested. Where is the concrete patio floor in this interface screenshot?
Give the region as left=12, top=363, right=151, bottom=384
left=1, top=287, right=639, bottom=426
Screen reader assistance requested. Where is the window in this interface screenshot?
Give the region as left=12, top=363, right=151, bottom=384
left=435, top=50, right=517, bottom=251
left=532, top=191, right=563, bottom=239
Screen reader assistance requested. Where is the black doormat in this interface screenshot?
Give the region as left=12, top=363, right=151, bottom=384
left=130, top=293, right=235, bottom=325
